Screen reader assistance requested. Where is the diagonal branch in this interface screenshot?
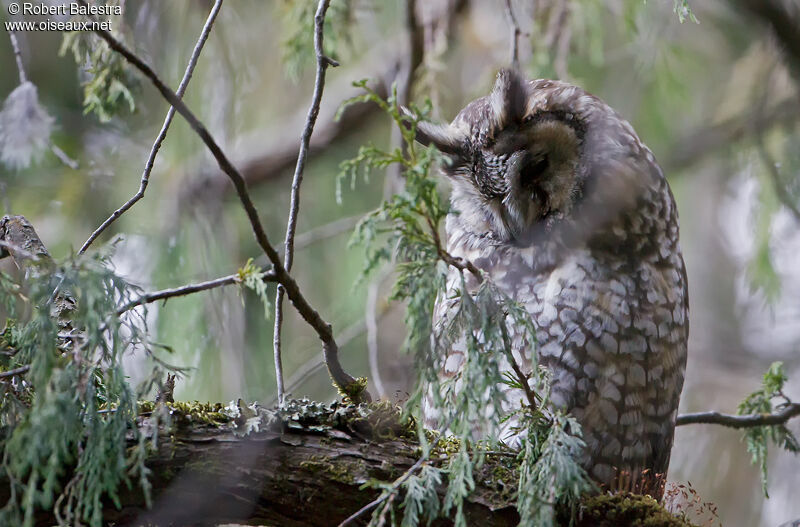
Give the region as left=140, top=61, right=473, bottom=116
left=0, top=365, right=30, bottom=380
left=273, top=0, right=339, bottom=406
left=116, top=270, right=276, bottom=315
left=79, top=0, right=224, bottom=254
left=6, top=28, right=27, bottom=84
left=425, top=215, right=482, bottom=281
left=82, top=17, right=282, bottom=267
left=80, top=2, right=368, bottom=402
left=676, top=403, right=800, bottom=428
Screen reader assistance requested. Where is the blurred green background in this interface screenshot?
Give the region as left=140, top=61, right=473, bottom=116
left=1, top=1, right=799, bottom=525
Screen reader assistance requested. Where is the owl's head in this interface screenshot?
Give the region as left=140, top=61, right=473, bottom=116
left=415, top=70, right=653, bottom=245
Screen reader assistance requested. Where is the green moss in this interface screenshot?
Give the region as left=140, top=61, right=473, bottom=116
left=474, top=454, right=519, bottom=505
left=299, top=455, right=362, bottom=485
left=335, top=376, right=370, bottom=404
left=137, top=400, right=155, bottom=413
left=578, top=493, right=698, bottom=527
left=138, top=400, right=231, bottom=426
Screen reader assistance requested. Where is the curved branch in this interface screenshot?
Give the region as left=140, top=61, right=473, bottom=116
left=676, top=403, right=800, bottom=429
left=79, top=0, right=224, bottom=254
left=83, top=14, right=282, bottom=266
left=0, top=365, right=30, bottom=380
left=116, top=270, right=276, bottom=315
left=6, top=28, right=27, bottom=84
left=81, top=3, right=368, bottom=402
left=274, top=0, right=339, bottom=405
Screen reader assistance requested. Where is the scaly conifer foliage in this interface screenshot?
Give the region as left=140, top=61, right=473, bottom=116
left=0, top=253, right=166, bottom=526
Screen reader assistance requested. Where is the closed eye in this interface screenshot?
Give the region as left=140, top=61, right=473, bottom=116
left=520, top=155, right=549, bottom=188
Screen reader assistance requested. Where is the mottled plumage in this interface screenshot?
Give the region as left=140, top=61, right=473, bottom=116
left=422, top=70, right=688, bottom=496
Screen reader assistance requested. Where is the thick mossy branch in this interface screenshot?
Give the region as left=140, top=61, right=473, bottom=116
left=0, top=400, right=696, bottom=526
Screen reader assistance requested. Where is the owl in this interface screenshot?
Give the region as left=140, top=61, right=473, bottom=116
left=419, top=70, right=688, bottom=497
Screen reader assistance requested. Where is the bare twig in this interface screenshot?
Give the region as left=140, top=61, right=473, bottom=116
left=338, top=457, right=428, bottom=527
left=50, top=144, right=79, bottom=170
left=676, top=403, right=800, bottom=428
left=116, top=270, right=276, bottom=315
left=501, top=324, right=537, bottom=411
left=338, top=413, right=457, bottom=527
left=504, top=0, right=522, bottom=69
left=0, top=365, right=30, bottom=380
left=553, top=2, right=572, bottom=80
left=274, top=0, right=339, bottom=406
left=273, top=311, right=385, bottom=406
left=402, top=0, right=423, bottom=104
left=6, top=29, right=27, bottom=84
left=181, top=0, right=472, bottom=204
left=750, top=61, right=800, bottom=224
left=80, top=3, right=279, bottom=264
left=81, top=3, right=368, bottom=401
left=78, top=0, right=224, bottom=254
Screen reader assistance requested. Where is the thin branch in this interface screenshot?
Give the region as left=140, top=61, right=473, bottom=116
left=80, top=2, right=279, bottom=266
left=504, top=0, right=521, bottom=70
left=80, top=2, right=367, bottom=401
left=274, top=0, right=339, bottom=406
left=6, top=29, right=27, bottom=84
left=426, top=216, right=482, bottom=281
left=181, top=0, right=469, bottom=204
left=338, top=457, right=428, bottom=527
left=552, top=2, right=572, bottom=81
left=272, top=311, right=384, bottom=406
left=0, top=365, right=30, bottom=380
left=502, top=325, right=537, bottom=412
left=116, top=270, right=276, bottom=315
left=338, top=413, right=457, bottom=527
left=676, top=403, right=800, bottom=428
left=50, top=144, right=79, bottom=170
left=78, top=0, right=223, bottom=254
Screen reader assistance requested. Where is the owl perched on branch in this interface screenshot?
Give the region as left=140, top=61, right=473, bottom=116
left=419, top=70, right=688, bottom=497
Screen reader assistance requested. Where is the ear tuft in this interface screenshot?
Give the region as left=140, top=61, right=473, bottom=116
left=489, top=69, right=528, bottom=128
left=412, top=121, right=468, bottom=160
